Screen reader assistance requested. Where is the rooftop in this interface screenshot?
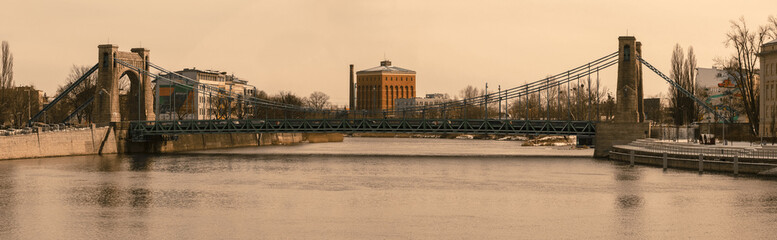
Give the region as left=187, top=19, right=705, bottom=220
left=356, top=60, right=416, bottom=74
left=181, top=67, right=226, bottom=75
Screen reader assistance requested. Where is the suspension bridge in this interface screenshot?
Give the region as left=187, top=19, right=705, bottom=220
left=27, top=36, right=724, bottom=157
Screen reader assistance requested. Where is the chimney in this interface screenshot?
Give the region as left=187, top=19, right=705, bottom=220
left=349, top=64, right=355, bottom=112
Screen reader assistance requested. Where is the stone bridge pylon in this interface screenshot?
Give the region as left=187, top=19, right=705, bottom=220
left=94, top=45, right=155, bottom=125
left=615, top=36, right=645, bottom=123
left=594, top=36, right=650, bottom=158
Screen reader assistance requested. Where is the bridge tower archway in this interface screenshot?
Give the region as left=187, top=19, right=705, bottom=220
left=118, top=70, right=142, bottom=121
left=94, top=45, right=155, bottom=124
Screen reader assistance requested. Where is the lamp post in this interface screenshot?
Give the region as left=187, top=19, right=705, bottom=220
left=27, top=89, right=30, bottom=122
left=24, top=88, right=31, bottom=126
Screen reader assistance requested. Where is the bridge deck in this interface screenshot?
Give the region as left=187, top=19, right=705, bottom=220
left=129, top=119, right=596, bottom=142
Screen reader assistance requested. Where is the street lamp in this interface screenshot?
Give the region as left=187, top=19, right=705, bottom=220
left=18, top=87, right=32, bottom=127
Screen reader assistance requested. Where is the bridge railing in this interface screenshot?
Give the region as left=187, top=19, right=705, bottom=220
left=627, top=139, right=777, bottom=162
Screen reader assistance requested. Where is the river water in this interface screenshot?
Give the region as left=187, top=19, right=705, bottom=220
left=1, top=137, right=776, bottom=239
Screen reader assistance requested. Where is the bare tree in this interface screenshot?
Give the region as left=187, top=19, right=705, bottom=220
left=232, top=95, right=248, bottom=119
left=306, top=91, right=331, bottom=110
left=668, top=44, right=699, bottom=126
left=272, top=91, right=305, bottom=106
left=255, top=90, right=268, bottom=100
left=769, top=15, right=777, bottom=39
left=459, top=85, right=483, bottom=99
left=684, top=46, right=698, bottom=123
left=668, top=44, right=685, bottom=125
left=0, top=41, right=13, bottom=126
left=52, top=65, right=99, bottom=124
left=0, top=41, right=13, bottom=89
left=268, top=91, right=305, bottom=118
left=685, top=47, right=697, bottom=92
left=603, top=92, right=615, bottom=121
left=208, top=91, right=231, bottom=120
left=722, top=17, right=772, bottom=135
left=457, top=85, right=486, bottom=119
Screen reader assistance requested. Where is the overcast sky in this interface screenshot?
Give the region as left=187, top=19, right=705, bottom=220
left=2, top=0, right=775, bottom=105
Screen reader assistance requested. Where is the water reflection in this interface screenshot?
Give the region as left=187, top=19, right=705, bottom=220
left=759, top=193, right=777, bottom=214
left=2, top=138, right=777, bottom=239
left=129, top=155, right=153, bottom=171
left=614, top=164, right=641, bottom=181
left=0, top=165, right=16, bottom=237
left=616, top=194, right=644, bottom=209
left=613, top=164, right=645, bottom=238
left=97, top=184, right=121, bottom=207
left=130, top=188, right=151, bottom=208
left=98, top=156, right=122, bottom=172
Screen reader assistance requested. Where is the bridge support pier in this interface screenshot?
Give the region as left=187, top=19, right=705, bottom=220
left=594, top=122, right=650, bottom=158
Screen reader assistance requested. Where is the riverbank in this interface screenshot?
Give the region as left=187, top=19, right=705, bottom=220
left=0, top=125, right=344, bottom=160
left=0, top=125, right=118, bottom=160
left=610, top=138, right=777, bottom=176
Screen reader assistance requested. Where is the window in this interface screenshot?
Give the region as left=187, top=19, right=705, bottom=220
left=623, top=45, right=631, bottom=62
left=102, top=53, right=109, bottom=67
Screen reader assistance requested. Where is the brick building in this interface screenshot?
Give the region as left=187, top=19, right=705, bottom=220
left=356, top=60, right=416, bottom=112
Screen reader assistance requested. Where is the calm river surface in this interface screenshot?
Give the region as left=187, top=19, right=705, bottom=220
left=1, top=137, right=777, bottom=239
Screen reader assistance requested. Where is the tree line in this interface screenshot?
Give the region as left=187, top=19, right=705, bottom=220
left=670, top=16, right=777, bottom=137
left=390, top=82, right=615, bottom=122
left=0, top=41, right=46, bottom=128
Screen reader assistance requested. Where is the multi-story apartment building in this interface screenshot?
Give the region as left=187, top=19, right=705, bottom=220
left=760, top=39, right=777, bottom=137
left=156, top=68, right=256, bottom=120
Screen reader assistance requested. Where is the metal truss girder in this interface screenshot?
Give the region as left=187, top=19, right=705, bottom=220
left=128, top=119, right=596, bottom=142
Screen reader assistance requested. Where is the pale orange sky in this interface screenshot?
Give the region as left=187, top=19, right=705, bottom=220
left=2, top=0, right=775, bottom=105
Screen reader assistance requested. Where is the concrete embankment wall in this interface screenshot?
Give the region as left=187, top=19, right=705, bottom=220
left=0, top=123, right=344, bottom=160
left=609, top=146, right=777, bottom=176
left=152, top=132, right=344, bottom=152
left=306, top=133, right=345, bottom=143
left=152, top=133, right=266, bottom=153
left=107, top=120, right=344, bottom=154
left=594, top=122, right=650, bottom=158
left=0, top=126, right=117, bottom=160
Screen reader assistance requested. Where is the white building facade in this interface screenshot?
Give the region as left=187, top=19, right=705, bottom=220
left=394, top=93, right=450, bottom=111
left=156, top=68, right=257, bottom=120
left=760, top=39, right=777, bottom=137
